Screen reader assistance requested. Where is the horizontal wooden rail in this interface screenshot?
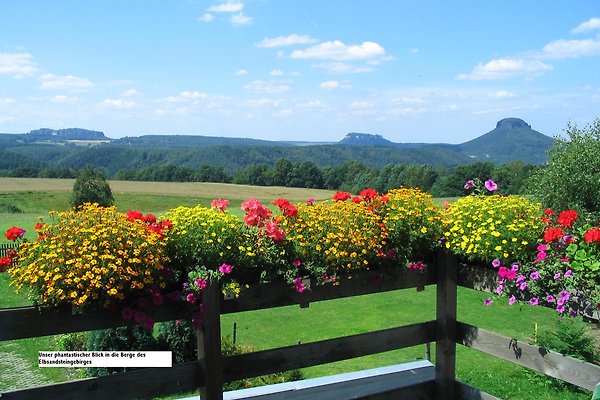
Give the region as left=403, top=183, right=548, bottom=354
left=0, top=268, right=435, bottom=341
left=456, top=263, right=497, bottom=293
left=0, top=302, right=190, bottom=341
left=222, top=320, right=436, bottom=381
left=0, top=361, right=199, bottom=400
left=221, top=268, right=436, bottom=315
left=455, top=381, right=501, bottom=400
left=457, top=321, right=600, bottom=392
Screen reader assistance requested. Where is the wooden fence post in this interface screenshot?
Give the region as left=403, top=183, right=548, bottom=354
left=197, top=284, right=224, bottom=400
left=435, top=250, right=458, bottom=400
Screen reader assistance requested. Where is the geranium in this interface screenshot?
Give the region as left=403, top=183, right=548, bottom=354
left=211, top=198, right=229, bottom=212
left=0, top=256, right=11, bottom=272
left=332, top=192, right=351, bottom=202
left=8, top=203, right=171, bottom=310
left=543, top=227, right=564, bottom=243
left=557, top=210, right=578, bottom=227
left=5, top=226, right=26, bottom=241
left=584, top=227, right=600, bottom=243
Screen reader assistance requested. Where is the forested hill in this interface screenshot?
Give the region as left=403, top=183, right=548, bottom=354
left=0, top=118, right=553, bottom=174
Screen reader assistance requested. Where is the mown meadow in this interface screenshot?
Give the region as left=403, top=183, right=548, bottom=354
left=0, top=178, right=594, bottom=400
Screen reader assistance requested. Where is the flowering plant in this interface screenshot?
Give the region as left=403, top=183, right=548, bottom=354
left=381, top=187, right=443, bottom=263
left=443, top=194, right=543, bottom=262
left=279, top=190, right=386, bottom=285
left=8, top=203, right=171, bottom=311
left=490, top=208, right=600, bottom=314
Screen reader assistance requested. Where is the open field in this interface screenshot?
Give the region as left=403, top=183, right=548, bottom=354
left=0, top=178, right=334, bottom=202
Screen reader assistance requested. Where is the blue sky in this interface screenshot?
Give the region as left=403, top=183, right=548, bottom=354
left=1, top=1, right=599, bottom=143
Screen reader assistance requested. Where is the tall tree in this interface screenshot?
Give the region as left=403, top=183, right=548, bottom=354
left=71, top=165, right=114, bottom=208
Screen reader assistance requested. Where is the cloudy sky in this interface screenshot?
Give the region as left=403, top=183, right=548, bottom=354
left=1, top=1, right=599, bottom=143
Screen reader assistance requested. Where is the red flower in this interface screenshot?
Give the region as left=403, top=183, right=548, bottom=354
left=351, top=196, right=362, bottom=203
left=5, top=226, right=25, bottom=241
left=34, top=222, right=44, bottom=231
left=359, top=188, right=379, bottom=202
left=0, top=256, right=12, bottom=271
left=211, top=198, right=230, bottom=212
left=557, top=210, right=578, bottom=227
left=544, top=227, right=565, bottom=243
left=281, top=203, right=298, bottom=218
left=273, top=198, right=291, bottom=207
left=332, top=192, right=351, bottom=202
left=543, top=208, right=556, bottom=216
left=379, top=196, right=390, bottom=203
left=584, top=227, right=600, bottom=243
left=144, top=213, right=157, bottom=224
left=126, top=210, right=144, bottom=222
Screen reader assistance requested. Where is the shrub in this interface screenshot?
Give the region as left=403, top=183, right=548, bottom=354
left=526, top=118, right=600, bottom=213
left=55, top=332, right=89, bottom=352
left=86, top=326, right=159, bottom=377
left=443, top=195, right=543, bottom=263
left=156, top=320, right=197, bottom=364
left=71, top=165, right=114, bottom=208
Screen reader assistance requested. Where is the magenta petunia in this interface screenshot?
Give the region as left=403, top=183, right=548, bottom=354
left=484, top=179, right=498, bottom=192
left=508, top=296, right=516, bottom=305
left=529, top=297, right=539, bottom=306
left=219, top=263, right=234, bottom=274
left=491, top=258, right=501, bottom=268
left=484, top=298, right=493, bottom=306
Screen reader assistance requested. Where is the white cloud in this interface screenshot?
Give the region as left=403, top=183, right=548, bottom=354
left=297, top=100, right=324, bottom=108
left=245, top=98, right=282, bottom=107
left=101, top=98, right=135, bottom=108
left=51, top=95, right=78, bottom=103
left=456, top=58, right=553, bottom=80
left=488, top=90, right=515, bottom=99
left=0, top=52, right=38, bottom=77
left=198, top=13, right=215, bottom=22
left=388, top=107, right=424, bottom=115
left=235, top=69, right=248, bottom=76
left=539, top=38, right=600, bottom=59
left=161, top=91, right=208, bottom=103
left=274, top=108, right=294, bottom=117
left=320, top=80, right=340, bottom=90
left=313, top=62, right=374, bottom=74
left=291, top=40, right=386, bottom=61
left=0, top=97, right=16, bottom=105
left=230, top=13, right=252, bottom=25
left=256, top=34, right=319, bottom=48
left=244, top=80, right=290, bottom=94
left=392, top=97, right=427, bottom=105
left=571, top=17, right=600, bottom=34
left=269, top=69, right=284, bottom=76
left=349, top=101, right=375, bottom=110
left=40, top=73, right=95, bottom=90
left=207, top=2, right=244, bottom=13
left=121, top=88, right=140, bottom=97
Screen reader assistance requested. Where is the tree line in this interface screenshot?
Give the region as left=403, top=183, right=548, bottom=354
left=0, top=159, right=538, bottom=197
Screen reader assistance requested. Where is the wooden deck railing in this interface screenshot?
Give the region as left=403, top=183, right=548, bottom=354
left=1, top=251, right=599, bottom=400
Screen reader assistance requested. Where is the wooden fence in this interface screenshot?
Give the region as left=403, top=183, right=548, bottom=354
left=1, top=251, right=599, bottom=400
left=0, top=243, right=18, bottom=257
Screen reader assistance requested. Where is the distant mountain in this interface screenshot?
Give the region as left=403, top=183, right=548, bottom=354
left=0, top=118, right=555, bottom=174
left=26, top=128, right=109, bottom=142
left=455, top=118, right=553, bottom=164
left=339, top=132, right=394, bottom=146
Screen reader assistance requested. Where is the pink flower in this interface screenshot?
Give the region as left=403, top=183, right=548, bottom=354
left=306, top=198, right=315, bottom=204
left=556, top=305, right=566, bottom=314
left=511, top=263, right=519, bottom=272
left=559, top=290, right=570, bottom=301
left=186, top=293, right=198, bottom=304
left=293, top=260, right=302, bottom=267
left=144, top=318, right=155, bottom=330
left=442, top=201, right=451, bottom=208
left=293, top=277, right=306, bottom=293
left=564, top=269, right=572, bottom=277
left=484, top=179, right=498, bottom=192
left=553, top=273, right=561, bottom=280
left=484, top=298, right=493, bottom=306
left=536, top=243, right=547, bottom=252
left=464, top=180, right=475, bottom=190
left=211, top=198, right=230, bottom=212
left=219, top=263, right=234, bottom=274
left=195, top=278, right=208, bottom=289
left=265, top=221, right=285, bottom=242
left=133, top=311, right=146, bottom=324
left=498, top=266, right=508, bottom=278
left=491, top=259, right=501, bottom=268
left=530, top=271, right=539, bottom=280
left=121, top=307, right=133, bottom=320
left=546, top=295, right=555, bottom=303
left=529, top=297, right=539, bottom=306
left=505, top=270, right=517, bottom=280
left=508, top=296, right=516, bottom=305
left=519, top=282, right=527, bottom=291
left=495, top=285, right=504, bottom=294
left=560, top=258, right=570, bottom=263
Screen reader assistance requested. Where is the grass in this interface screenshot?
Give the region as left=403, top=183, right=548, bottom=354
left=0, top=180, right=593, bottom=398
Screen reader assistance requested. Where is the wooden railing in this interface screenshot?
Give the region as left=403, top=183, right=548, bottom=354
left=0, top=252, right=599, bottom=400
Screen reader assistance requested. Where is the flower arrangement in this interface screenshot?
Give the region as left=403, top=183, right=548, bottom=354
left=7, top=203, right=171, bottom=311
left=443, top=194, right=543, bottom=263
left=279, top=190, right=387, bottom=284
left=490, top=208, right=600, bottom=315
left=381, top=187, right=443, bottom=263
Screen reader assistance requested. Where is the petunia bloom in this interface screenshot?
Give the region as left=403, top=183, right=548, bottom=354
left=484, top=179, right=498, bottom=192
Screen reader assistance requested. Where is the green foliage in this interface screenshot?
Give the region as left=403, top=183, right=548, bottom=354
left=70, top=165, right=114, bottom=208
left=155, top=320, right=197, bottom=364
left=0, top=202, right=23, bottom=213
left=86, top=326, right=159, bottom=377
left=526, top=119, right=600, bottom=213
left=430, top=162, right=495, bottom=197
left=538, top=318, right=598, bottom=363
left=54, top=332, right=89, bottom=352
